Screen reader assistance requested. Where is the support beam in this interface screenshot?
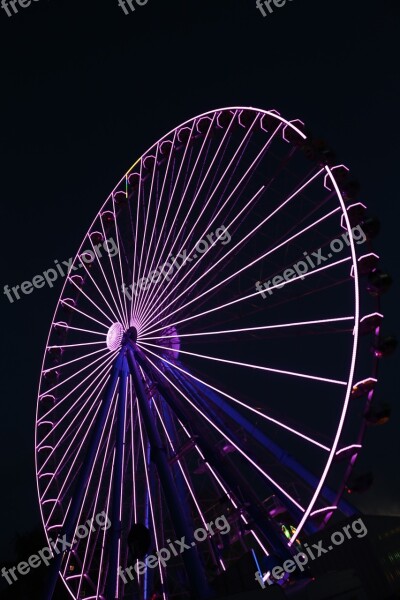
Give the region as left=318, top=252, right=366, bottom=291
left=127, top=346, right=212, bottom=600
left=106, top=356, right=128, bottom=599
left=135, top=348, right=293, bottom=562
left=173, top=368, right=308, bottom=530
left=171, top=365, right=357, bottom=519
left=44, top=352, right=123, bottom=600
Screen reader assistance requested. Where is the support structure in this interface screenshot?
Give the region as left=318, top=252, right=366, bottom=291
left=106, top=357, right=128, bottom=599
left=127, top=345, right=212, bottom=600
left=170, top=365, right=357, bottom=519
left=45, top=332, right=352, bottom=599
left=44, top=352, right=124, bottom=600
left=135, top=347, right=294, bottom=563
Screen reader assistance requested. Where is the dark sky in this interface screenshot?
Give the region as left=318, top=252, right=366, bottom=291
left=0, top=0, right=399, bottom=563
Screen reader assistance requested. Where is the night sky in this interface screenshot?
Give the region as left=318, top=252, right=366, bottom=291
left=0, top=0, right=399, bottom=569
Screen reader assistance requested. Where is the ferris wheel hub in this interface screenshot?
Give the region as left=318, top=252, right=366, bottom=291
left=106, top=322, right=124, bottom=351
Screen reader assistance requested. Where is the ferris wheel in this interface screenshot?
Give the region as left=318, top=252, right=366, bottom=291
left=35, top=107, right=389, bottom=600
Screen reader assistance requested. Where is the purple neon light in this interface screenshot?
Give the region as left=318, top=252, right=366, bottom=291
left=134, top=143, right=161, bottom=320
left=136, top=116, right=213, bottom=319
left=60, top=299, right=110, bottom=330
left=62, top=392, right=118, bottom=585
left=48, top=341, right=105, bottom=349
left=139, top=344, right=330, bottom=451
left=129, top=387, right=144, bottom=587
left=134, top=130, right=181, bottom=323
left=112, top=200, right=130, bottom=329
left=40, top=348, right=114, bottom=397
left=141, top=316, right=354, bottom=341
left=138, top=111, right=260, bottom=321
left=136, top=378, right=167, bottom=596
left=324, top=165, right=349, bottom=191
left=138, top=110, right=308, bottom=327
left=140, top=200, right=337, bottom=334
left=52, top=322, right=107, bottom=337
left=38, top=351, right=116, bottom=428
left=140, top=115, right=250, bottom=318
left=139, top=183, right=266, bottom=327
left=287, top=166, right=360, bottom=546
left=360, top=312, right=384, bottom=323
left=96, top=449, right=115, bottom=598
left=135, top=114, right=221, bottom=319
left=68, top=275, right=115, bottom=325
left=36, top=108, right=366, bottom=596
left=44, top=346, right=108, bottom=374
left=178, top=419, right=270, bottom=557
left=140, top=119, right=282, bottom=325
left=141, top=168, right=326, bottom=331
left=99, top=209, right=129, bottom=329
left=139, top=341, right=347, bottom=387
left=38, top=358, right=114, bottom=476
left=140, top=255, right=352, bottom=339
left=76, top=398, right=120, bottom=598
left=140, top=353, right=305, bottom=512
left=129, top=381, right=138, bottom=545
left=43, top=380, right=113, bottom=525
left=335, top=444, right=362, bottom=456
left=310, top=506, right=337, bottom=517
left=115, top=378, right=129, bottom=599
left=134, top=118, right=201, bottom=320
left=135, top=112, right=238, bottom=314
left=132, top=108, right=305, bottom=329
left=152, top=394, right=223, bottom=562
left=88, top=229, right=127, bottom=327
left=79, top=253, right=125, bottom=326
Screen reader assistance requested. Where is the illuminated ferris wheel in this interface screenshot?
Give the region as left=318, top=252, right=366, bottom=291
left=35, top=107, right=391, bottom=600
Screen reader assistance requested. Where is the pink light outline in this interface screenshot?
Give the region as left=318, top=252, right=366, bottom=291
left=134, top=142, right=161, bottom=319
left=178, top=419, right=270, bottom=556
left=139, top=255, right=352, bottom=339
left=132, top=128, right=179, bottom=321
left=310, top=506, right=337, bottom=517
left=82, top=244, right=126, bottom=326
left=139, top=344, right=330, bottom=451
left=287, top=165, right=360, bottom=546
left=99, top=209, right=129, bottom=329
left=136, top=375, right=167, bottom=598
left=140, top=316, right=354, bottom=342
left=138, top=111, right=247, bottom=320
left=68, top=275, right=115, bottom=325
left=141, top=353, right=305, bottom=512
left=140, top=116, right=282, bottom=326
left=139, top=341, right=347, bottom=387
left=133, top=119, right=198, bottom=320
left=140, top=183, right=266, bottom=328
left=38, top=351, right=116, bottom=426
left=141, top=168, right=327, bottom=331
left=135, top=115, right=216, bottom=320
left=38, top=356, right=115, bottom=476
left=52, top=322, right=106, bottom=337
left=152, top=394, right=226, bottom=571
left=335, top=444, right=362, bottom=456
